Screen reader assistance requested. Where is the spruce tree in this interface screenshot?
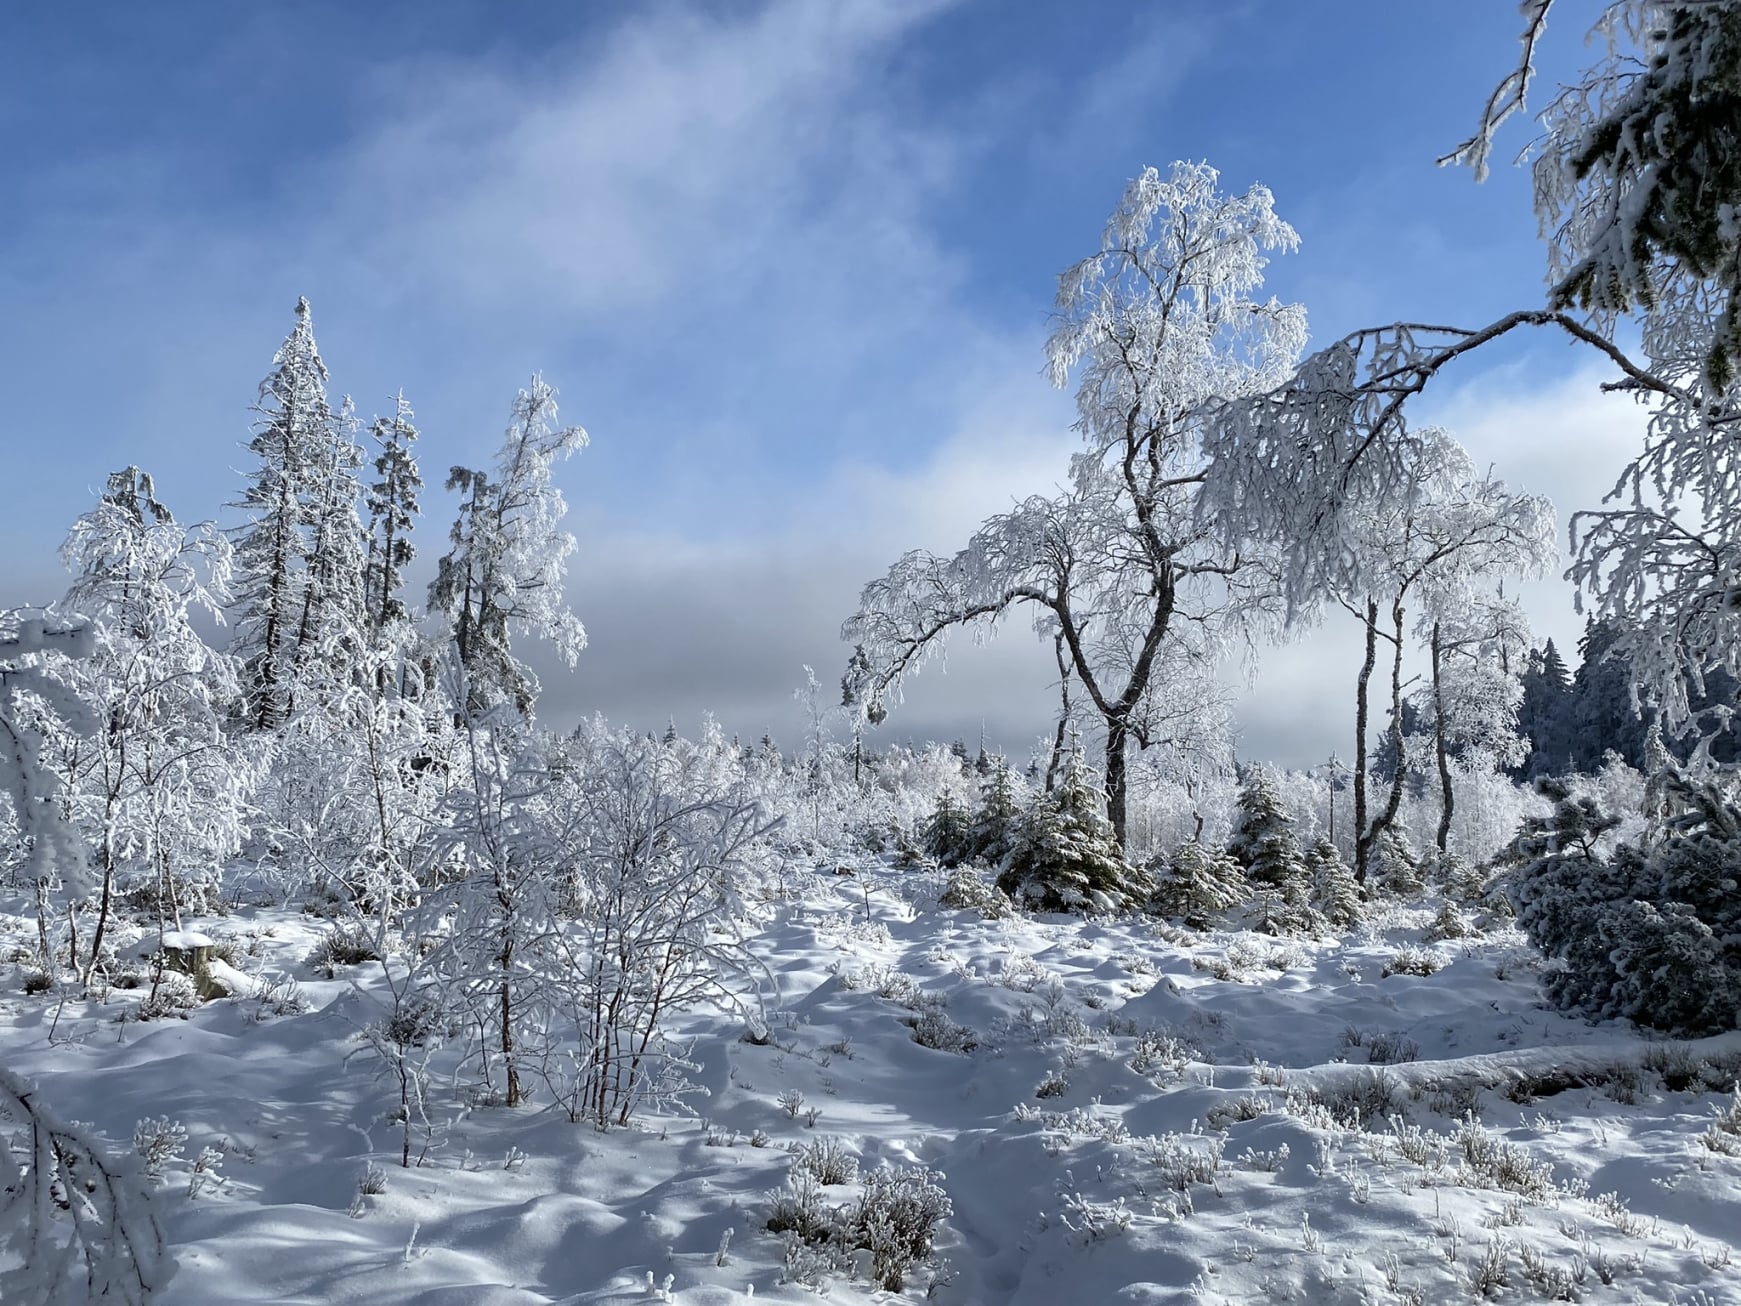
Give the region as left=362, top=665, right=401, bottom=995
left=364, top=390, right=422, bottom=636
left=1305, top=837, right=1363, bottom=930
left=1227, top=766, right=1320, bottom=934
left=922, top=791, right=972, bottom=868
left=1150, top=840, right=1248, bottom=930
left=230, top=296, right=334, bottom=729
left=997, top=750, right=1148, bottom=913
left=966, top=759, right=1021, bottom=867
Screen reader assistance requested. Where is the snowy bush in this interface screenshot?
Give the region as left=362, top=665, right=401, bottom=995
left=767, top=1162, right=952, bottom=1293
left=304, top=923, right=383, bottom=977
left=936, top=865, right=1013, bottom=919
left=792, top=1137, right=858, bottom=1186
left=1504, top=774, right=1741, bottom=1035
left=136, top=970, right=200, bottom=1020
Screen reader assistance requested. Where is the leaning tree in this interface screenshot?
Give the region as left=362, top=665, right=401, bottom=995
left=844, top=162, right=1306, bottom=849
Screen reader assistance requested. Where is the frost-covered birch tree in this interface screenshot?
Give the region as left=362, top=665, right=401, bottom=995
left=1209, top=3, right=1741, bottom=767
left=53, top=469, right=249, bottom=966
left=845, top=162, right=1306, bottom=848
left=429, top=376, right=588, bottom=715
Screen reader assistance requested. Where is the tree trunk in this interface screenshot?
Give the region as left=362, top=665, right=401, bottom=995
left=1359, top=600, right=1409, bottom=877
left=1044, top=634, right=1071, bottom=794
left=1353, top=598, right=1378, bottom=882
left=1105, top=716, right=1129, bottom=853
left=1432, top=620, right=1453, bottom=853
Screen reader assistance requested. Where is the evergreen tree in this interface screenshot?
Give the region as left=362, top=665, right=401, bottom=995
left=1227, top=765, right=1320, bottom=934
left=230, top=296, right=335, bottom=729
left=289, top=394, right=369, bottom=697
left=364, top=390, right=422, bottom=636
left=1367, top=823, right=1424, bottom=897
left=1149, top=839, right=1248, bottom=930
left=922, top=790, right=972, bottom=868
left=1226, top=766, right=1308, bottom=893
left=997, top=750, right=1148, bottom=913
left=1514, top=639, right=1573, bottom=779
left=966, top=758, right=1021, bottom=867
left=1570, top=618, right=1650, bottom=773
left=1305, top=836, right=1363, bottom=930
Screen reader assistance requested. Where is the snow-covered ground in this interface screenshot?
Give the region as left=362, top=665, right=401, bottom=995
left=4, top=865, right=1739, bottom=1305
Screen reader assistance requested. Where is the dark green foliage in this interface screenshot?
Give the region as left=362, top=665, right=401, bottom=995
left=966, top=760, right=1021, bottom=868
left=1366, top=824, right=1424, bottom=898
left=1306, top=837, right=1363, bottom=930
left=1149, top=840, right=1248, bottom=930
left=997, top=752, right=1148, bottom=913
left=1228, top=767, right=1322, bottom=935
left=922, top=791, right=973, bottom=868
left=1504, top=774, right=1741, bottom=1036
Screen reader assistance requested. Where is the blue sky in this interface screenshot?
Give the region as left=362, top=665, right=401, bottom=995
left=0, top=1, right=1645, bottom=766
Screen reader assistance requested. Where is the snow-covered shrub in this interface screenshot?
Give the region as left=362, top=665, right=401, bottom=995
left=768, top=1163, right=953, bottom=1294
left=792, top=1137, right=858, bottom=1186
left=1148, top=840, right=1247, bottom=929
left=908, top=1008, right=976, bottom=1055
left=936, top=865, right=1012, bottom=918
left=1700, top=1089, right=1741, bottom=1157
left=131, top=1117, right=187, bottom=1180
left=997, top=752, right=1149, bottom=913
left=1505, top=775, right=1741, bottom=1035
left=1381, top=945, right=1442, bottom=978
left=303, top=923, right=382, bottom=977
left=136, top=970, right=200, bottom=1019
left=852, top=1166, right=952, bottom=1292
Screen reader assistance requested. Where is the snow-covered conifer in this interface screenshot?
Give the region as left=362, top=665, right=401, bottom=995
left=997, top=749, right=1148, bottom=913
left=429, top=376, right=587, bottom=715
left=1149, top=839, right=1248, bottom=930
left=364, top=391, right=422, bottom=636
left=230, top=297, right=337, bottom=730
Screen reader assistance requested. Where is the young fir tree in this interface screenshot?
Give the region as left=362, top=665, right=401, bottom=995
left=997, top=749, right=1148, bottom=913
left=1367, top=823, right=1424, bottom=897
left=1149, top=839, right=1248, bottom=930
left=922, top=790, right=973, bottom=868
left=364, top=390, right=422, bottom=636
left=1227, top=766, right=1320, bottom=935
left=1305, top=836, right=1363, bottom=930
left=230, top=296, right=335, bottom=730
left=966, top=758, right=1021, bottom=867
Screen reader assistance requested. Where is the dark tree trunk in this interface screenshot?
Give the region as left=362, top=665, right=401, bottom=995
left=1353, top=598, right=1378, bottom=882
left=1358, top=599, right=1408, bottom=876
left=1105, top=716, right=1129, bottom=852
left=1432, top=620, right=1453, bottom=852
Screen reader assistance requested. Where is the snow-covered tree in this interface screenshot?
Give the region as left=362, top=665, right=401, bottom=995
left=1305, top=836, right=1363, bottom=930
left=997, top=747, right=1148, bottom=913
left=53, top=470, right=249, bottom=965
left=1149, top=839, right=1247, bottom=930
left=1227, top=765, right=1320, bottom=934
left=966, top=757, right=1022, bottom=867
left=846, top=162, right=1306, bottom=850
left=429, top=376, right=588, bottom=715
left=229, top=297, right=339, bottom=730
left=287, top=394, right=369, bottom=699
left=363, top=391, right=422, bottom=637
left=1213, top=5, right=1741, bottom=766
left=921, top=790, right=972, bottom=868
left=0, top=1067, right=174, bottom=1304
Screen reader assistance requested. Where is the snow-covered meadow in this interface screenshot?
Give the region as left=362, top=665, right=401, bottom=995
left=5, top=859, right=1738, bottom=1305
